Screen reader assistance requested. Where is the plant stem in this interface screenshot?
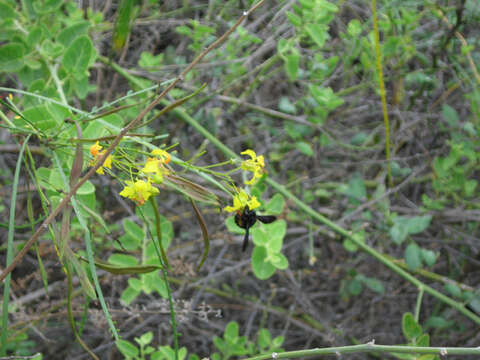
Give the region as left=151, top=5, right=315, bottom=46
left=243, top=343, right=480, bottom=359
left=0, top=135, right=30, bottom=356
left=372, top=0, right=392, bottom=187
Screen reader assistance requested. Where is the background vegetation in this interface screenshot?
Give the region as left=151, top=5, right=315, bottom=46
left=1, top=0, right=479, bottom=359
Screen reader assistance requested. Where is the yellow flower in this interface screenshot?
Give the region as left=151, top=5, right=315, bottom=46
left=224, top=189, right=260, bottom=213
left=95, top=154, right=113, bottom=175
left=141, top=157, right=169, bottom=183
left=119, top=179, right=159, bottom=205
left=240, top=149, right=265, bottom=185
left=90, top=141, right=102, bottom=157
left=151, top=148, right=171, bottom=164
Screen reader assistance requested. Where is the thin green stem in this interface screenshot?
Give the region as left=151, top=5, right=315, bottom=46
left=415, top=287, right=424, bottom=322
left=146, top=199, right=178, bottom=360
left=0, top=135, right=30, bottom=356
left=65, top=262, right=99, bottom=360
left=150, top=197, right=169, bottom=268
left=243, top=343, right=480, bottom=359
left=372, top=0, right=392, bottom=187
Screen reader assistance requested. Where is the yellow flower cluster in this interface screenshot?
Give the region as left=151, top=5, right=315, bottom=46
left=119, top=179, right=159, bottom=206
left=119, top=148, right=171, bottom=205
left=224, top=189, right=260, bottom=213
left=240, top=149, right=265, bottom=185
left=89, top=141, right=113, bottom=175
left=223, top=149, right=267, bottom=213
left=141, top=149, right=171, bottom=184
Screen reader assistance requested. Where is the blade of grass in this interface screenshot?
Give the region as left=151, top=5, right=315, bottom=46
left=1, top=135, right=31, bottom=356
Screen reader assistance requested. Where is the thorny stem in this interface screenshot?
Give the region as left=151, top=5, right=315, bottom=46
left=0, top=0, right=267, bottom=283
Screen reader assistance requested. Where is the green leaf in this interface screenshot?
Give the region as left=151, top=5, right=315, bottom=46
left=33, top=0, right=62, bottom=14
left=306, top=23, right=329, bottom=47
left=268, top=252, right=288, bottom=270
left=405, top=243, right=422, bottom=271
left=441, top=104, right=459, bottom=128
left=224, top=321, right=239, bottom=342
left=405, top=215, right=432, bottom=234
left=415, top=333, right=430, bottom=347
left=318, top=0, right=339, bottom=12
left=108, top=253, right=138, bottom=267
left=390, top=215, right=432, bottom=245
left=444, top=283, right=462, bottom=298
left=425, top=316, right=452, bottom=330
left=285, top=49, right=300, bottom=81
left=0, top=43, right=25, bottom=72
left=62, top=35, right=93, bottom=74
left=251, top=246, right=276, bottom=280
left=77, top=180, right=94, bottom=195
left=0, top=2, right=15, bottom=20
left=135, top=331, right=153, bottom=346
left=39, top=39, right=63, bottom=59
left=113, top=0, right=137, bottom=52
left=359, top=276, right=385, bottom=294
left=295, top=141, right=314, bottom=156
left=350, top=132, right=368, bottom=146
left=252, top=226, right=268, bottom=247
left=116, top=339, right=139, bottom=358
left=57, top=21, right=91, bottom=46
left=420, top=249, right=436, bottom=267
left=121, top=285, right=141, bottom=305
left=266, top=220, right=287, bottom=252
left=343, top=238, right=358, bottom=252
left=257, top=329, right=271, bottom=350
left=272, top=335, right=285, bottom=348
left=278, top=97, right=297, bottom=114
left=128, top=277, right=142, bottom=291
left=264, top=194, right=285, bottom=215
left=124, top=219, right=145, bottom=242
left=347, top=19, right=362, bottom=37
left=347, top=278, right=363, bottom=295
left=464, top=179, right=477, bottom=197
left=286, top=11, right=302, bottom=27
left=402, top=312, right=422, bottom=341
left=339, top=173, right=366, bottom=204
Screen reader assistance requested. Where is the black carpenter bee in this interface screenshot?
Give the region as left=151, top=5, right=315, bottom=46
left=235, top=206, right=277, bottom=251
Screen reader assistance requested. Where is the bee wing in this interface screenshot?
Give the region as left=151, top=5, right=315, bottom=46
left=257, top=215, right=277, bottom=224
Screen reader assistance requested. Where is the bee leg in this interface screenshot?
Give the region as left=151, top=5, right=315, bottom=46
left=242, top=226, right=250, bottom=252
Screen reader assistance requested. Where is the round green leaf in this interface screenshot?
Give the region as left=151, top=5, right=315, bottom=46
left=251, top=246, right=276, bottom=280
left=77, top=180, right=95, bottom=195
left=405, top=243, right=422, bottom=271
left=0, top=43, right=25, bottom=72
left=264, top=193, right=285, bottom=215
left=269, top=252, right=289, bottom=270
left=402, top=312, right=422, bottom=341
left=62, top=35, right=93, bottom=74
left=116, top=339, right=139, bottom=358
